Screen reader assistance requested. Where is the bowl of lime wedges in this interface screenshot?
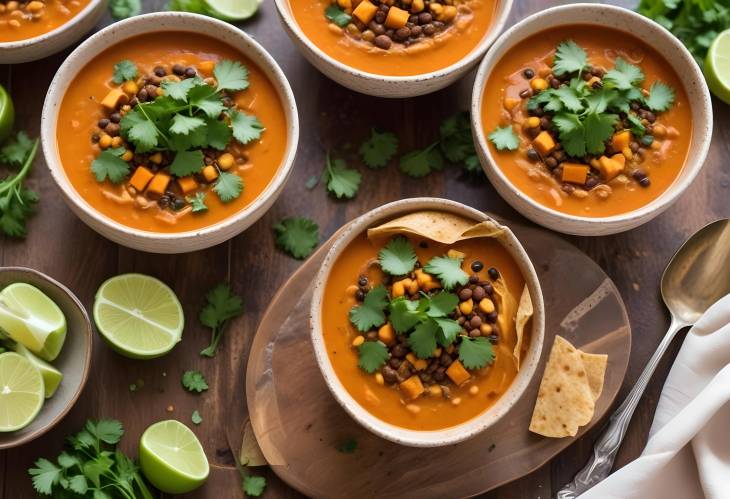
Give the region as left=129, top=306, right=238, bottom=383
left=0, top=267, right=92, bottom=449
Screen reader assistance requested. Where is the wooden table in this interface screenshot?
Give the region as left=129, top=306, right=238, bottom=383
left=1, top=0, right=728, bottom=497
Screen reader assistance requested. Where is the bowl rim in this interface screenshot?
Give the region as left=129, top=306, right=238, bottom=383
left=309, top=197, right=545, bottom=447
left=273, top=0, right=513, bottom=82
left=470, top=2, right=714, bottom=226
left=40, top=11, right=299, bottom=242
left=0, top=267, right=93, bottom=450
left=0, top=0, right=105, bottom=49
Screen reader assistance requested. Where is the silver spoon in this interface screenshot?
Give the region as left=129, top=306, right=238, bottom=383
left=557, top=218, right=730, bottom=498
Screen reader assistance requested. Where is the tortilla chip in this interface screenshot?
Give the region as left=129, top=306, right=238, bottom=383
left=514, top=286, right=533, bottom=369
left=529, top=336, right=598, bottom=438
left=367, top=211, right=504, bottom=245
left=240, top=419, right=267, bottom=466
left=581, top=352, right=608, bottom=402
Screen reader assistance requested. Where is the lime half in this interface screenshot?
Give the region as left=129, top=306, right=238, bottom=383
left=0, top=352, right=44, bottom=432
left=139, top=420, right=209, bottom=494
left=705, top=29, right=730, bottom=104
left=12, top=343, right=62, bottom=398
left=204, top=0, right=260, bottom=21
left=0, top=84, right=14, bottom=144
left=93, top=274, right=184, bottom=359
left=0, top=283, right=67, bottom=362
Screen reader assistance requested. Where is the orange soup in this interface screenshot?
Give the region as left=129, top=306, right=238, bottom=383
left=481, top=25, right=692, bottom=218
left=322, top=221, right=528, bottom=430
left=57, top=32, right=287, bottom=233
left=288, top=0, right=498, bottom=76
left=0, top=0, right=90, bottom=42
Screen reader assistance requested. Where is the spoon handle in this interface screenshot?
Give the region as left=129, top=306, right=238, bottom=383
left=555, top=316, right=687, bottom=498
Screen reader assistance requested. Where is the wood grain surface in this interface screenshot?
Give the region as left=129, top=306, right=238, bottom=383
left=1, top=0, right=729, bottom=497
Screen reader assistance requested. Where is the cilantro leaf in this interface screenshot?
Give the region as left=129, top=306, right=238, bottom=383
left=424, top=255, right=469, bottom=290
left=439, top=112, right=478, bottom=165
left=205, top=118, right=233, bottom=150
left=169, top=150, right=204, bottom=177
left=349, top=285, right=388, bottom=332
left=325, top=4, right=352, bottom=27
left=199, top=283, right=244, bottom=357
left=434, top=317, right=461, bottom=347
left=120, top=108, right=159, bottom=153
left=409, top=320, right=438, bottom=359
left=399, top=143, right=443, bottom=177
left=243, top=475, right=267, bottom=497
left=87, top=419, right=125, bottom=445
left=109, top=0, right=141, bottom=19
left=645, top=81, right=675, bottom=111
left=585, top=87, right=619, bottom=114
left=378, top=237, right=417, bottom=276
left=0, top=131, right=35, bottom=166
left=359, top=128, right=398, bottom=168
left=0, top=187, right=38, bottom=238
left=215, top=60, right=250, bottom=92
left=192, top=410, right=203, bottom=425
left=273, top=216, right=319, bottom=259
left=170, top=114, right=206, bottom=136
left=488, top=126, right=519, bottom=151
left=187, top=192, right=208, bottom=212
left=162, top=77, right=204, bottom=102
left=230, top=110, right=264, bottom=144
left=604, top=57, right=645, bottom=90
left=68, top=474, right=88, bottom=494
left=426, top=291, right=458, bottom=318
left=459, top=336, right=495, bottom=369
left=189, top=84, right=226, bottom=119
left=112, top=59, right=137, bottom=84
left=627, top=113, right=646, bottom=137
left=552, top=40, right=587, bottom=76
left=214, top=171, right=243, bottom=202
left=182, top=370, right=209, bottom=393
left=553, top=113, right=586, bottom=157
left=325, top=154, right=361, bottom=199
left=91, top=149, right=130, bottom=183
left=554, top=85, right=584, bottom=112
left=358, top=340, right=389, bottom=373
left=388, top=297, right=425, bottom=333
left=584, top=112, right=617, bottom=155
left=29, top=458, right=62, bottom=495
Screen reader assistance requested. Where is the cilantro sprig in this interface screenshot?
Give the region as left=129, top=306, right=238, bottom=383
left=399, top=142, right=444, bottom=177
left=199, top=283, right=244, bottom=357
left=182, top=370, right=209, bottom=393
left=459, top=336, right=495, bottom=369
left=273, top=216, right=319, bottom=259
left=349, top=285, right=388, bottom=332
left=423, top=255, right=469, bottom=290
left=358, top=340, right=389, bottom=373
left=0, top=132, right=39, bottom=237
left=359, top=128, right=398, bottom=168
left=324, top=152, right=362, bottom=199
left=378, top=237, right=417, bottom=276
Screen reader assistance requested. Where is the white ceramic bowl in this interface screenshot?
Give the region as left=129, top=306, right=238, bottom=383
left=0, top=0, right=107, bottom=64
left=275, top=0, right=512, bottom=97
left=310, top=198, right=545, bottom=447
left=471, top=3, right=713, bottom=236
left=41, top=12, right=299, bottom=254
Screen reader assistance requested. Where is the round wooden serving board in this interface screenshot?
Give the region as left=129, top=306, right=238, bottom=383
left=246, top=217, right=631, bottom=498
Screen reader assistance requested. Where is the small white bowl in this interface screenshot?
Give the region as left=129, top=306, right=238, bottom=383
left=0, top=0, right=107, bottom=64
left=471, top=3, right=713, bottom=236
left=41, top=12, right=299, bottom=253
left=275, top=0, right=512, bottom=97
left=310, top=198, right=545, bottom=447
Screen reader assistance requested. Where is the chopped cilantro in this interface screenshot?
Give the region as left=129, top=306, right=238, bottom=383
left=324, top=153, right=361, bottom=199
left=169, top=149, right=204, bottom=177
left=459, top=336, right=495, bottom=369
left=433, top=317, right=461, bottom=347
left=243, top=475, right=267, bottom=497
left=584, top=112, right=618, bottom=154
left=399, top=142, right=443, bottom=177
left=230, top=110, right=264, bottom=144
left=112, top=60, right=138, bottom=84
left=325, top=4, right=352, bottom=27
left=409, top=320, right=439, bottom=359
left=388, top=297, right=425, bottom=333
left=358, top=340, right=389, bottom=373
left=214, top=60, right=250, bottom=92
left=191, top=410, right=203, bottom=425
left=182, top=370, right=209, bottom=393
left=552, top=40, right=588, bottom=76
left=645, top=81, right=676, bottom=111
left=273, top=216, right=319, bottom=259
left=349, top=285, right=388, bottom=332
left=187, top=192, right=208, bottom=212
left=426, top=291, right=458, bottom=318
left=424, top=255, right=469, bottom=290
left=626, top=113, right=646, bottom=137
left=378, top=237, right=417, bottom=276
left=359, top=128, right=398, bottom=168
left=604, top=57, right=645, bottom=90
left=488, top=126, right=519, bottom=151
left=91, top=148, right=129, bottom=183
left=169, top=113, right=205, bottom=135
left=214, top=171, right=244, bottom=202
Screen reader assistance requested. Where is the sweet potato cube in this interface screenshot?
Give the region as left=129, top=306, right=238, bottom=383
left=146, top=172, right=171, bottom=196
left=446, top=360, right=471, bottom=385
left=177, top=176, right=199, bottom=195
left=611, top=153, right=626, bottom=167
left=532, top=131, right=556, bottom=156
left=611, top=131, right=631, bottom=152
left=352, top=0, right=377, bottom=23
left=129, top=166, right=154, bottom=191
left=561, top=163, right=589, bottom=185
left=405, top=352, right=428, bottom=371
left=378, top=323, right=396, bottom=346
left=399, top=375, right=424, bottom=400
left=385, top=6, right=409, bottom=28
left=101, top=88, right=129, bottom=111
left=598, top=155, right=625, bottom=181
left=202, top=165, right=219, bottom=182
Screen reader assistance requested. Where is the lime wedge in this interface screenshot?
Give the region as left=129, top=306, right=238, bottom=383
left=0, top=352, right=44, bottom=432
left=705, top=29, right=730, bottom=104
left=11, top=342, right=62, bottom=398
left=204, top=0, right=260, bottom=21
left=0, top=84, right=14, bottom=144
left=139, top=420, right=209, bottom=494
left=93, top=274, right=183, bottom=359
left=0, top=283, right=67, bottom=362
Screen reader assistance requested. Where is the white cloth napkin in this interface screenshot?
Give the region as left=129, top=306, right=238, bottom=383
left=581, top=294, right=730, bottom=499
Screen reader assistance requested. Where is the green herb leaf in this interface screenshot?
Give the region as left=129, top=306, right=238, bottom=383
left=552, top=40, right=588, bottom=76
left=89, top=419, right=125, bottom=445
left=199, top=283, right=244, bottom=357
left=349, top=285, right=388, bottom=332
left=434, top=317, right=461, bottom=347
left=459, top=336, right=495, bottom=369
left=645, top=81, right=675, bottom=111
left=169, top=150, right=204, bottom=177
left=120, top=108, right=159, bottom=153
left=187, top=192, right=209, bottom=213
left=604, top=57, right=645, bottom=90
left=359, top=128, right=398, bottom=168
left=627, top=113, right=646, bottom=137
left=0, top=131, right=35, bottom=166
left=214, top=171, right=244, bottom=202
left=109, top=0, right=141, bottom=19
left=29, top=458, right=62, bottom=495
left=91, top=149, right=130, bottom=183
left=554, top=85, right=584, bottom=112
left=424, top=256, right=469, bottom=290
left=190, top=85, right=227, bottom=119
left=388, top=297, right=425, bottom=333
left=336, top=439, right=358, bottom=453
left=426, top=291, right=458, bottom=318
left=357, top=340, right=389, bottom=373
left=273, top=216, right=319, bottom=259
left=378, top=237, right=417, bottom=276
left=205, top=118, right=233, bottom=150
left=243, top=475, right=267, bottom=497
left=439, top=111, right=478, bottom=166
left=215, top=60, right=250, bottom=92
left=325, top=154, right=361, bottom=199
left=162, top=77, right=203, bottom=102
left=488, top=126, right=519, bottom=151
left=553, top=113, right=586, bottom=157
left=399, top=143, right=443, bottom=177
left=182, top=370, right=209, bottom=393
left=112, top=60, right=138, bottom=83
left=584, top=112, right=617, bottom=154
left=325, top=4, right=352, bottom=27
left=230, top=110, right=264, bottom=144
left=192, top=410, right=203, bottom=425
left=409, top=320, right=438, bottom=359
left=68, top=474, right=88, bottom=494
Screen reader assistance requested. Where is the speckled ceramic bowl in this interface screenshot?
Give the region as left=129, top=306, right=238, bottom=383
left=0, top=267, right=92, bottom=449
left=41, top=12, right=299, bottom=253
left=310, top=198, right=545, bottom=447
left=471, top=3, right=713, bottom=236
left=0, top=0, right=107, bottom=64
left=275, top=0, right=512, bottom=97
